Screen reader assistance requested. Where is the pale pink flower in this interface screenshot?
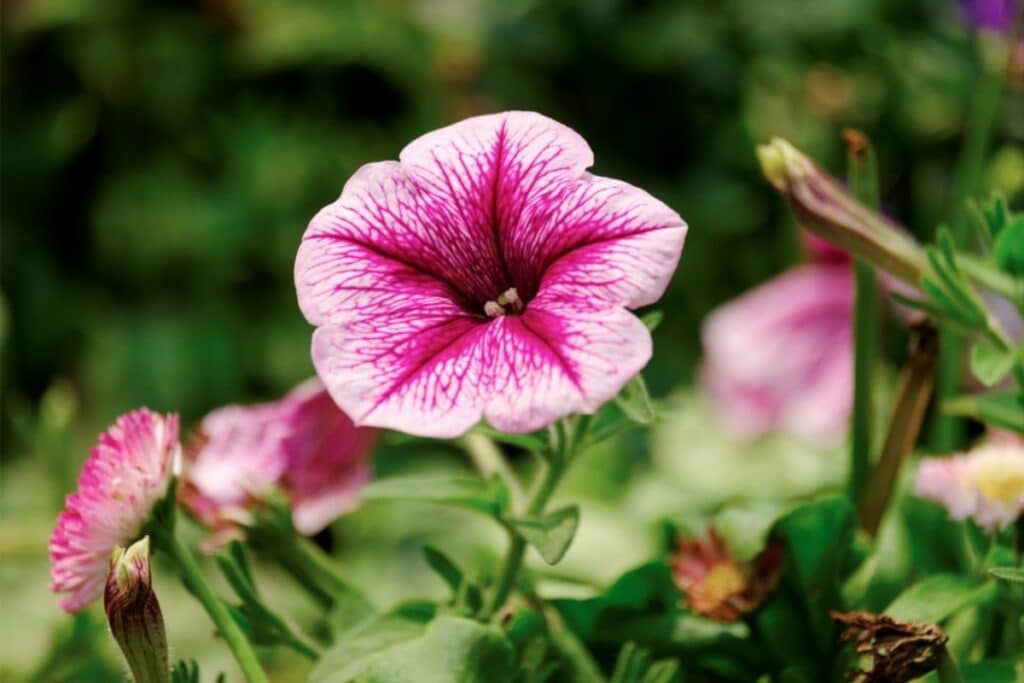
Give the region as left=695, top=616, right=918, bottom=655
left=295, top=111, right=687, bottom=438
left=182, top=378, right=376, bottom=541
left=701, top=256, right=855, bottom=445
left=916, top=439, right=1024, bottom=532
left=49, top=410, right=180, bottom=613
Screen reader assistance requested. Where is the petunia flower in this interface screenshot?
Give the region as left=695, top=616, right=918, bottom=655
left=295, top=111, right=687, bottom=438
left=50, top=410, right=180, bottom=613
left=670, top=527, right=783, bottom=622
left=960, top=0, right=1018, bottom=32
left=915, top=438, right=1024, bottom=532
left=701, top=239, right=855, bottom=445
left=181, top=378, right=376, bottom=544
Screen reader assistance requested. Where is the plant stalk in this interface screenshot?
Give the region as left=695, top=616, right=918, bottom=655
left=845, top=129, right=881, bottom=504
left=859, top=319, right=940, bottom=536
left=158, top=531, right=268, bottom=682
left=933, top=45, right=1007, bottom=452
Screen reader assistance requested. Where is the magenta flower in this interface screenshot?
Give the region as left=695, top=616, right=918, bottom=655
left=701, top=250, right=855, bottom=445
left=916, top=438, right=1024, bottom=532
left=295, top=111, right=687, bottom=438
left=182, top=378, right=376, bottom=541
left=960, top=0, right=1018, bottom=31
left=50, top=409, right=180, bottom=612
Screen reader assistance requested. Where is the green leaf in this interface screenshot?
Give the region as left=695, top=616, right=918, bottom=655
left=772, top=496, right=855, bottom=652
left=471, top=424, right=549, bottom=453
left=943, top=391, right=1024, bottom=434
left=615, top=374, right=656, bottom=425
left=505, top=505, right=580, bottom=565
left=640, top=310, right=663, bottom=332
left=993, top=216, right=1024, bottom=275
left=714, top=500, right=786, bottom=563
left=311, top=615, right=514, bottom=683
left=422, top=546, right=463, bottom=593
left=885, top=574, right=997, bottom=624
left=970, top=342, right=1017, bottom=387
left=988, top=567, right=1024, bottom=583
left=361, top=474, right=510, bottom=517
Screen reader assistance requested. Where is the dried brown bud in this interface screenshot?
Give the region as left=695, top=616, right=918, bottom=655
left=831, top=610, right=948, bottom=683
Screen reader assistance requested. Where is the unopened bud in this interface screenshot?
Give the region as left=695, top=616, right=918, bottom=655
left=105, top=537, right=170, bottom=683
left=757, top=138, right=928, bottom=285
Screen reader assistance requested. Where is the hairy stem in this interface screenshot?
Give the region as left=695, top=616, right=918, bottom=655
left=159, top=531, right=268, bottom=682
left=845, top=130, right=881, bottom=504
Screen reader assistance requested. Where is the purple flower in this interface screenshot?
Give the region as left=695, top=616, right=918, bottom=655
left=50, top=410, right=180, bottom=612
left=182, top=378, right=376, bottom=542
left=295, top=112, right=687, bottom=438
left=961, top=0, right=1018, bottom=31
left=701, top=254, right=854, bottom=445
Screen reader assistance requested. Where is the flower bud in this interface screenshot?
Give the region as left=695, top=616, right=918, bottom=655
left=757, top=138, right=928, bottom=285
left=105, top=537, right=170, bottom=683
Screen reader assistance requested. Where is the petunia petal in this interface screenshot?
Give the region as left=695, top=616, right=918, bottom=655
left=530, top=176, right=686, bottom=309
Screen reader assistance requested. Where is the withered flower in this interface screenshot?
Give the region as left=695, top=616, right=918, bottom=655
left=670, top=528, right=783, bottom=622
left=831, top=610, right=948, bottom=683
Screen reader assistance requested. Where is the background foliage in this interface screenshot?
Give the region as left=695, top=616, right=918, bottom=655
left=2, top=0, right=1022, bottom=680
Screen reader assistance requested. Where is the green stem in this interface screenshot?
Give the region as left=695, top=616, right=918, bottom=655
left=541, top=601, right=606, bottom=682
left=845, top=130, right=880, bottom=503
left=935, top=647, right=965, bottom=683
left=485, top=429, right=572, bottom=619
left=264, top=531, right=366, bottom=611
left=459, top=433, right=526, bottom=502
left=160, top=531, right=268, bottom=683
left=933, top=50, right=1006, bottom=452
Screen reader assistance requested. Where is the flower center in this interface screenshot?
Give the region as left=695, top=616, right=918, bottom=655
left=484, top=287, right=523, bottom=317
left=973, top=459, right=1024, bottom=503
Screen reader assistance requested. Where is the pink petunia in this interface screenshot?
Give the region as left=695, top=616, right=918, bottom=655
left=50, top=410, right=180, bottom=613
left=916, top=438, right=1024, bottom=532
left=701, top=256, right=855, bottom=445
left=181, top=378, right=376, bottom=542
left=295, top=111, right=687, bottom=438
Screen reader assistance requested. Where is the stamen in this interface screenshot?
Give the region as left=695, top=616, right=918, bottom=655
left=484, top=301, right=505, bottom=317
left=497, top=287, right=522, bottom=312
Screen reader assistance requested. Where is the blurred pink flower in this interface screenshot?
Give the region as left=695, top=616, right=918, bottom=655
left=50, top=410, right=180, bottom=612
left=916, top=438, right=1024, bottom=532
left=182, top=378, right=376, bottom=542
left=295, top=111, right=687, bottom=438
left=702, top=250, right=855, bottom=445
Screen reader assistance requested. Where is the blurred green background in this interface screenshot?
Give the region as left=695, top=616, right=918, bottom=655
left=2, top=0, right=1023, bottom=680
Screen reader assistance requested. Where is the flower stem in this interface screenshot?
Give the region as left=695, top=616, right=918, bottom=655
left=845, top=130, right=880, bottom=504
left=933, top=48, right=1006, bottom=452
left=859, top=319, right=939, bottom=536
left=485, top=424, right=574, bottom=619
left=459, top=432, right=526, bottom=502
left=540, top=600, right=606, bottom=682
left=160, top=531, right=268, bottom=683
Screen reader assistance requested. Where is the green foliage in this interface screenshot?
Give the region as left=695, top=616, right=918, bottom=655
left=505, top=505, right=581, bottom=565
left=361, top=474, right=511, bottom=518
left=311, top=615, right=515, bottom=683
left=944, top=391, right=1024, bottom=434
left=885, top=574, right=997, bottom=624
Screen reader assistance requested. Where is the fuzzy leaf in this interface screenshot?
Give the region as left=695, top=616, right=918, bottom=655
left=969, top=342, right=1017, bottom=387
left=885, top=574, right=997, bottom=624
left=989, top=567, right=1024, bottom=584
left=641, top=310, right=663, bottom=332
left=361, top=474, right=510, bottom=517
left=615, top=374, right=656, bottom=425
left=311, top=615, right=514, bottom=683
left=505, top=505, right=580, bottom=565
left=943, top=392, right=1024, bottom=434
